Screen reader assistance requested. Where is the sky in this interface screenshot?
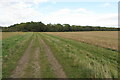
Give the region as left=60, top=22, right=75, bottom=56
left=0, top=0, right=119, bottom=27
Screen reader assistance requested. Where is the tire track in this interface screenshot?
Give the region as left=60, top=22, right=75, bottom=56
left=10, top=39, right=34, bottom=78
left=29, top=34, right=41, bottom=78
left=32, top=47, right=41, bottom=78
left=40, top=38, right=67, bottom=78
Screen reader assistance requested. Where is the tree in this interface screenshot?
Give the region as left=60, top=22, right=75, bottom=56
left=2, top=21, right=119, bottom=32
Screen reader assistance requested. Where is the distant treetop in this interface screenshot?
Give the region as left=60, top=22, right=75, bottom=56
left=2, top=21, right=119, bottom=32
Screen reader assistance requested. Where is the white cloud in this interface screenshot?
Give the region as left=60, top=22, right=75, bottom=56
left=96, top=13, right=118, bottom=27
left=0, top=0, right=49, bottom=3
left=0, top=1, right=118, bottom=27
left=0, top=1, right=44, bottom=26
left=102, top=3, right=111, bottom=7
left=33, top=0, right=48, bottom=5
left=74, top=8, right=93, bottom=14
left=50, top=9, right=71, bottom=16
left=0, top=0, right=49, bottom=6
left=42, top=8, right=117, bottom=27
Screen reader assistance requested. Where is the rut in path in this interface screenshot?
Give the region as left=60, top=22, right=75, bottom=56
left=32, top=48, right=41, bottom=78
left=40, top=38, right=67, bottom=78
left=10, top=40, right=33, bottom=78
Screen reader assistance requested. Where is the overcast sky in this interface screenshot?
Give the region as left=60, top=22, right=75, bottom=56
left=0, top=0, right=119, bottom=27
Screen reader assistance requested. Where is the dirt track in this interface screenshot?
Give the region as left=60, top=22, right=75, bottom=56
left=32, top=48, right=41, bottom=78
left=10, top=34, right=67, bottom=78
left=11, top=40, right=34, bottom=78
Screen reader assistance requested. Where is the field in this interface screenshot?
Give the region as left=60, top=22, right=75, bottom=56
left=2, top=32, right=118, bottom=78
left=47, top=31, right=118, bottom=51
left=2, top=32, right=25, bottom=39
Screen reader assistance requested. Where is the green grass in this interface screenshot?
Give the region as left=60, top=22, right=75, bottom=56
left=2, top=33, right=31, bottom=57
left=22, top=33, right=37, bottom=78
left=23, top=33, right=56, bottom=78
left=2, top=32, right=33, bottom=78
left=2, top=32, right=118, bottom=78
left=37, top=33, right=56, bottom=78
left=40, top=33, right=118, bottom=78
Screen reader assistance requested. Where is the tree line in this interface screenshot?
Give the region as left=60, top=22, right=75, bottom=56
left=2, top=21, right=119, bottom=32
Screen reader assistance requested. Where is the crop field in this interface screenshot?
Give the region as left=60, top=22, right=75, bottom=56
left=46, top=31, right=118, bottom=51
left=2, top=32, right=25, bottom=39
left=2, top=32, right=118, bottom=78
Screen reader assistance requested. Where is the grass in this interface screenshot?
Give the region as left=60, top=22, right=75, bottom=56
left=2, top=32, right=118, bottom=78
left=46, top=31, right=118, bottom=51
left=2, top=32, right=33, bottom=77
left=40, top=32, right=118, bottom=78
left=37, top=33, right=56, bottom=78
left=23, top=33, right=56, bottom=78
left=22, top=33, right=37, bottom=78
left=2, top=32, right=25, bottom=39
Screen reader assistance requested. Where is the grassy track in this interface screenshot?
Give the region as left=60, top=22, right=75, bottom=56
left=37, top=33, right=56, bottom=78
left=22, top=33, right=55, bottom=78
left=2, top=32, right=118, bottom=78
left=3, top=32, right=56, bottom=78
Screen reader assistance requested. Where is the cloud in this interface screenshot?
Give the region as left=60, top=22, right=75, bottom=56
left=0, top=1, right=44, bottom=26
left=42, top=8, right=117, bottom=27
left=0, top=0, right=49, bottom=3
left=0, top=1, right=118, bottom=27
left=96, top=13, right=118, bottom=27
left=50, top=9, right=71, bottom=16
left=33, top=0, right=48, bottom=5
left=74, top=8, right=93, bottom=14
left=2, top=0, right=116, bottom=2
left=102, top=3, right=111, bottom=7
left=49, top=8, right=92, bottom=17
